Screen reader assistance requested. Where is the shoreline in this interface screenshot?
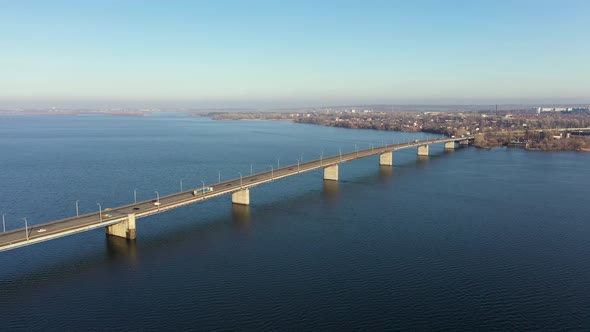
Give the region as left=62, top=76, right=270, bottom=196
left=2, top=112, right=588, bottom=152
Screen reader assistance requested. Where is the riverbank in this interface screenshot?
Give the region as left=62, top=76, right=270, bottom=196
left=208, top=113, right=590, bottom=152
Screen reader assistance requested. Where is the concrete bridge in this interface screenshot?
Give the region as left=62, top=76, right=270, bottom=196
left=0, top=136, right=473, bottom=252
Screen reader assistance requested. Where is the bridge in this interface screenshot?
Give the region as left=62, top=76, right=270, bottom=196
left=0, top=136, right=473, bottom=252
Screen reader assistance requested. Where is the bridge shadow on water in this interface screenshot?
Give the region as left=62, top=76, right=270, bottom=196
left=322, top=179, right=339, bottom=201
left=416, top=155, right=430, bottom=166
left=231, top=204, right=251, bottom=229
left=0, top=208, right=246, bottom=296
left=0, top=235, right=143, bottom=298
left=106, top=236, right=138, bottom=261
left=378, top=165, right=393, bottom=182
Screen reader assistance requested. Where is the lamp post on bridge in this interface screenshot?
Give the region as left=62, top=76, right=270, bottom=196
left=250, top=164, right=253, bottom=175
left=296, top=159, right=300, bottom=173
left=238, top=172, right=243, bottom=189
left=269, top=165, right=274, bottom=181
left=277, top=159, right=280, bottom=168
left=97, top=203, right=102, bottom=222
left=355, top=144, right=358, bottom=156
left=75, top=200, right=80, bottom=216
left=320, top=150, right=324, bottom=166
left=339, top=147, right=342, bottom=161
left=134, top=188, right=137, bottom=204
left=200, top=180, right=205, bottom=195
left=154, top=191, right=160, bottom=211
left=180, top=179, right=183, bottom=192
left=2, top=212, right=5, bottom=233
left=22, top=217, right=29, bottom=241
left=218, top=170, right=221, bottom=183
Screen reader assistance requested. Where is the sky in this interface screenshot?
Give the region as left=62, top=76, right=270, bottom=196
left=0, top=0, right=589, bottom=108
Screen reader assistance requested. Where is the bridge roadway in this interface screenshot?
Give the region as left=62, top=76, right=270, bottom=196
left=0, top=136, right=472, bottom=252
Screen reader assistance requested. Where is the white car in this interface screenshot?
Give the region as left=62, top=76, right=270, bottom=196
left=37, top=228, right=47, bottom=233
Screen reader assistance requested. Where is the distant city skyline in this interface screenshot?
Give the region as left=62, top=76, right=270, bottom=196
left=1, top=0, right=589, bottom=108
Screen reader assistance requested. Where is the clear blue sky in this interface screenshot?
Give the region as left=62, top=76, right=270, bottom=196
left=1, top=0, right=588, bottom=108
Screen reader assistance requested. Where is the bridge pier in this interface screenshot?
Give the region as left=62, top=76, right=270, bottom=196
left=323, top=164, right=339, bottom=181
left=232, top=188, right=250, bottom=205
left=444, top=141, right=456, bottom=149
left=379, top=152, right=393, bottom=166
left=418, top=144, right=429, bottom=156
left=460, top=140, right=469, bottom=146
left=105, top=213, right=136, bottom=240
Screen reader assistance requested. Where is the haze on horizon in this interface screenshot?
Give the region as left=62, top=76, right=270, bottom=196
left=1, top=0, right=589, bottom=109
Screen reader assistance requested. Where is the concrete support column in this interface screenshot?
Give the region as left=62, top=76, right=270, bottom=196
left=379, top=152, right=393, bottom=166
left=444, top=141, right=456, bottom=149
left=418, top=144, right=429, bottom=156
left=127, top=213, right=136, bottom=240
left=232, top=188, right=250, bottom=205
left=460, top=140, right=469, bottom=145
left=323, top=164, right=339, bottom=181
left=105, top=213, right=136, bottom=240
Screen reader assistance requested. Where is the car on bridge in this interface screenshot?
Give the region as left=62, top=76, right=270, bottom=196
left=193, top=187, right=214, bottom=196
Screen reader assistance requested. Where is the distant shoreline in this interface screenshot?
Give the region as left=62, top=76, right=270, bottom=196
left=211, top=118, right=294, bottom=122
left=3, top=110, right=589, bottom=152
left=0, top=112, right=146, bottom=116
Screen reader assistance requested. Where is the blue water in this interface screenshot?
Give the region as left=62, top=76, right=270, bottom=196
left=1, top=115, right=589, bottom=330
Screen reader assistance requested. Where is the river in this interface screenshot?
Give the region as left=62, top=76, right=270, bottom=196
left=1, top=114, right=589, bottom=330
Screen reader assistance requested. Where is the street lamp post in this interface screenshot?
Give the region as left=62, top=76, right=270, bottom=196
left=238, top=172, right=243, bottom=189
left=277, top=159, right=280, bottom=168
left=75, top=200, right=80, bottom=216
left=134, top=188, right=137, bottom=204
left=320, top=150, right=324, bottom=166
left=2, top=213, right=5, bottom=233
left=339, top=147, right=342, bottom=161
left=296, top=159, right=300, bottom=173
left=200, top=180, right=205, bottom=195
left=355, top=144, right=358, bottom=156
left=22, top=217, right=28, bottom=240
left=218, top=171, right=221, bottom=183
left=180, top=179, right=183, bottom=192
left=269, top=165, right=274, bottom=180
left=97, top=203, right=102, bottom=222
left=250, top=164, right=253, bottom=175
left=154, top=191, right=160, bottom=211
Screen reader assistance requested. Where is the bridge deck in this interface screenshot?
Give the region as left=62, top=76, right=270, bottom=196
left=0, top=137, right=472, bottom=252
